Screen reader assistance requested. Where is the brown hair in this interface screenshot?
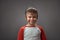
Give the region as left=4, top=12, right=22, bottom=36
left=25, top=7, right=38, bottom=19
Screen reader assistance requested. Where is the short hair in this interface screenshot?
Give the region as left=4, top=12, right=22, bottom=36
left=25, top=7, right=38, bottom=19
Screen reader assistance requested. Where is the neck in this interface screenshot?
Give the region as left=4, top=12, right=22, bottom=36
left=26, top=23, right=37, bottom=27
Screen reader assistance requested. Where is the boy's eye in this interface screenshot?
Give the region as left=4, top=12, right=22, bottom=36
left=33, top=16, right=36, bottom=18
left=29, top=16, right=31, bottom=18
left=28, top=16, right=36, bottom=18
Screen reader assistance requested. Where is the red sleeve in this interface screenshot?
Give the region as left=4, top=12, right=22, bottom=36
left=38, top=26, right=46, bottom=40
left=17, top=26, right=25, bottom=40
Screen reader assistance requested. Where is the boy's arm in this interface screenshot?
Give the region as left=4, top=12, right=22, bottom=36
left=17, top=26, right=25, bottom=40
left=40, top=27, right=46, bottom=40
left=38, top=26, right=46, bottom=40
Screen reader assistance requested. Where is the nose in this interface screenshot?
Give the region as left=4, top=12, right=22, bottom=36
left=31, top=18, right=34, bottom=20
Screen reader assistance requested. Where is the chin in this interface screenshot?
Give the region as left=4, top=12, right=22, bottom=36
left=30, top=23, right=35, bottom=25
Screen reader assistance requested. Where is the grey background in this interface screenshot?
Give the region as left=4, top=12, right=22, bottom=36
left=0, top=0, right=60, bottom=40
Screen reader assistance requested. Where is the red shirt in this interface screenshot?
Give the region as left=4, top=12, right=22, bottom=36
left=17, top=25, right=46, bottom=40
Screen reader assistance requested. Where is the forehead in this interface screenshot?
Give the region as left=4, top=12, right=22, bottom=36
left=26, top=12, right=37, bottom=16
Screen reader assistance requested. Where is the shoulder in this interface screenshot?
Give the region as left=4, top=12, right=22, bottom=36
left=37, top=25, right=43, bottom=29
left=37, top=25, right=44, bottom=30
left=19, top=25, right=26, bottom=30
left=18, top=25, right=26, bottom=32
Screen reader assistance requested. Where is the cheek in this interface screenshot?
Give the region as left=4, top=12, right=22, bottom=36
left=27, top=18, right=30, bottom=22
left=28, top=18, right=37, bottom=22
left=34, top=18, right=37, bottom=21
left=28, top=20, right=30, bottom=22
left=26, top=17, right=37, bottom=22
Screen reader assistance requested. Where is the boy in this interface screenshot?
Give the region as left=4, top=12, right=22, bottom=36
left=17, top=7, right=46, bottom=40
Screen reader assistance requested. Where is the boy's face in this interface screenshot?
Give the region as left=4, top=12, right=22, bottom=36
left=26, top=12, right=38, bottom=25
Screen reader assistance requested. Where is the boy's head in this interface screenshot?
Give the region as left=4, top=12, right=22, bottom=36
left=25, top=7, right=38, bottom=25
